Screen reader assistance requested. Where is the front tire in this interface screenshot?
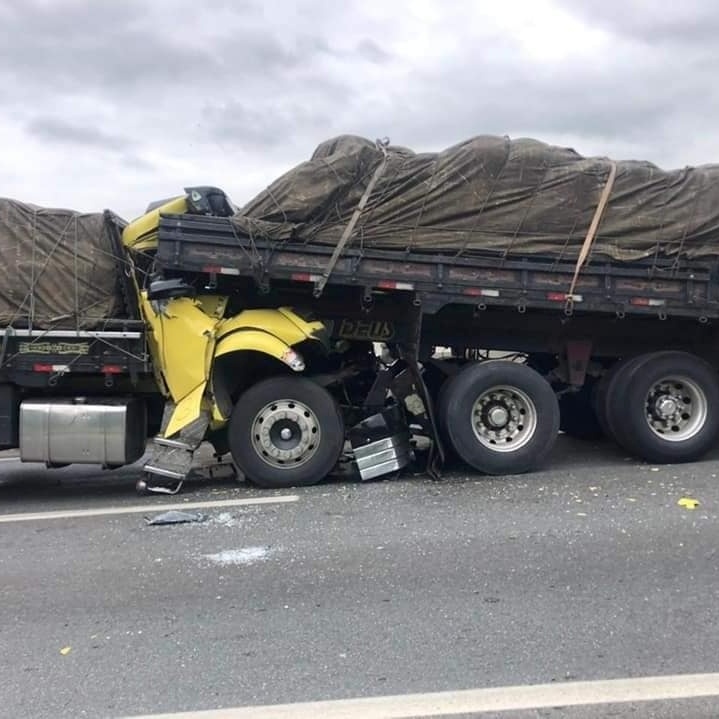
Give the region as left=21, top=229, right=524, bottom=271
left=442, top=361, right=560, bottom=475
left=228, top=377, right=344, bottom=489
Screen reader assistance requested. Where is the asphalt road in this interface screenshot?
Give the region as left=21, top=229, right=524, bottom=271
left=2, top=436, right=719, bottom=718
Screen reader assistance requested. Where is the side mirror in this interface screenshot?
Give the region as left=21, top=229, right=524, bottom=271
left=147, top=278, right=194, bottom=301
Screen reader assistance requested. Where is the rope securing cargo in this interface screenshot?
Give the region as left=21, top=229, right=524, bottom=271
left=566, top=160, right=618, bottom=307
left=314, top=138, right=390, bottom=297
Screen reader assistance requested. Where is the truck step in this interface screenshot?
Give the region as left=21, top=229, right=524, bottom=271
left=144, top=442, right=195, bottom=481
left=142, top=405, right=211, bottom=488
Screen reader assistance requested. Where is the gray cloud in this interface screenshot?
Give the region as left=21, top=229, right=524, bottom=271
left=202, top=100, right=331, bottom=149
left=0, top=2, right=222, bottom=95
left=557, top=1, right=719, bottom=45
left=355, top=39, right=392, bottom=64
left=26, top=117, right=133, bottom=151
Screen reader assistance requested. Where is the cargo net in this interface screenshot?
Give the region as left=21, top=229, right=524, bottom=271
left=0, top=198, right=130, bottom=331
left=231, top=134, right=719, bottom=291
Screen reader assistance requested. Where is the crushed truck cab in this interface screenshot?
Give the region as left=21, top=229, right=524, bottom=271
left=122, top=193, right=369, bottom=491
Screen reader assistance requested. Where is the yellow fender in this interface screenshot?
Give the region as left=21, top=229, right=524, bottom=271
left=214, top=328, right=304, bottom=367
left=210, top=329, right=306, bottom=424
left=215, top=307, right=324, bottom=348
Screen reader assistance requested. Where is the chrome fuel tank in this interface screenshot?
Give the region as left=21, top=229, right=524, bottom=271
left=19, top=398, right=146, bottom=467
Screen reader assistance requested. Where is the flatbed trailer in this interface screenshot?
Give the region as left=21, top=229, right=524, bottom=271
left=151, top=210, right=719, bottom=475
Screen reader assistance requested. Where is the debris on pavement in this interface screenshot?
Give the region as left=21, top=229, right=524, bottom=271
left=203, top=546, right=271, bottom=566
left=678, top=497, right=700, bottom=510
left=145, top=510, right=207, bottom=525
left=59, top=646, right=72, bottom=656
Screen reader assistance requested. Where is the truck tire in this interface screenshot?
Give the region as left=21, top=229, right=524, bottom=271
left=593, top=356, right=644, bottom=443
left=436, top=373, right=460, bottom=464
left=441, top=361, right=560, bottom=475
left=605, top=351, right=719, bottom=464
left=228, top=377, right=344, bottom=489
left=601, top=351, right=680, bottom=451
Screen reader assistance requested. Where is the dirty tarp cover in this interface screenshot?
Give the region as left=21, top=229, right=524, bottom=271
left=234, top=134, right=719, bottom=263
left=0, top=198, right=122, bottom=328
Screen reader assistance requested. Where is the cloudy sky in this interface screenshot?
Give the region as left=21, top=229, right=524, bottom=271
left=2, top=0, right=719, bottom=219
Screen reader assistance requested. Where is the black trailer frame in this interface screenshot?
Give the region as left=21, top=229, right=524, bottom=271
left=156, top=213, right=719, bottom=322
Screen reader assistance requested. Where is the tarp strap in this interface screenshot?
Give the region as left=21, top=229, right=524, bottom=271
left=314, top=139, right=389, bottom=297
left=566, top=161, right=618, bottom=305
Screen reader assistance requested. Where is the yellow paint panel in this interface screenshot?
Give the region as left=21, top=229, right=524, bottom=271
left=165, top=382, right=206, bottom=438
left=141, top=296, right=219, bottom=402
left=217, top=307, right=322, bottom=346
left=214, top=328, right=293, bottom=362
left=122, top=196, right=188, bottom=251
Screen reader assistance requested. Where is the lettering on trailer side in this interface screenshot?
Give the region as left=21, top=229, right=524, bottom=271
left=18, top=342, right=90, bottom=355
left=337, top=319, right=395, bottom=341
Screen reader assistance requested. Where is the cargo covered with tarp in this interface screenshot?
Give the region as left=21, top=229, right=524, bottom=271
left=234, top=135, right=719, bottom=264
left=0, top=198, right=125, bottom=329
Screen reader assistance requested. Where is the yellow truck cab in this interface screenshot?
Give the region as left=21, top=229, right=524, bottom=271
left=121, top=189, right=359, bottom=491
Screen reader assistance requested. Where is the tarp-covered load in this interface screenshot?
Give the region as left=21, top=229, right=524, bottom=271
left=235, top=135, right=719, bottom=263
left=0, top=199, right=124, bottom=328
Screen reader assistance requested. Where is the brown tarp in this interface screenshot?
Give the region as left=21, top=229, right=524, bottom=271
left=235, top=135, right=719, bottom=263
left=0, top=198, right=123, bottom=329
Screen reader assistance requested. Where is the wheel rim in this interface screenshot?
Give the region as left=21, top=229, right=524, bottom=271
left=643, top=375, right=708, bottom=442
left=470, top=384, right=538, bottom=452
left=250, top=399, right=321, bottom=468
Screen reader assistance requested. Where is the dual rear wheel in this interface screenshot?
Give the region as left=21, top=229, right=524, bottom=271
left=594, top=351, right=719, bottom=464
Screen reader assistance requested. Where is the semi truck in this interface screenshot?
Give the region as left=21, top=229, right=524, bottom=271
left=3, top=137, right=719, bottom=493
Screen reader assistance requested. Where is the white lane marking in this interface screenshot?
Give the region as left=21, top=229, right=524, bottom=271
left=123, top=673, right=719, bottom=719
left=0, top=495, right=298, bottom=524
left=0, top=457, right=19, bottom=462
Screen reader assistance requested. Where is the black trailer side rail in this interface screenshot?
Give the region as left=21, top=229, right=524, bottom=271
left=156, top=214, right=719, bottom=321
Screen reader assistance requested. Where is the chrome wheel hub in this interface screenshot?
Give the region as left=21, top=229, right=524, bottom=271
left=644, top=375, right=707, bottom=442
left=471, top=385, right=538, bottom=452
left=250, top=399, right=321, bottom=468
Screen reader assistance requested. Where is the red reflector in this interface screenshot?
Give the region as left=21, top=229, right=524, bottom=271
left=291, top=273, right=312, bottom=282
left=102, top=365, right=123, bottom=374
left=631, top=297, right=649, bottom=306
left=463, top=288, right=483, bottom=296
left=202, top=265, right=222, bottom=274
left=33, top=363, right=53, bottom=373
left=547, top=292, right=566, bottom=302
left=376, top=280, right=415, bottom=291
